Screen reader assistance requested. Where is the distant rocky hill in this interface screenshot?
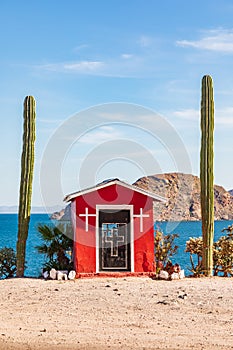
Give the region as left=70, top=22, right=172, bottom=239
left=229, top=189, right=233, bottom=196
left=133, top=173, right=233, bottom=221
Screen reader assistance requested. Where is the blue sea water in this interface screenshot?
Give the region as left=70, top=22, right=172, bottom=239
left=155, top=220, right=233, bottom=274
left=0, top=214, right=51, bottom=277
left=0, top=214, right=233, bottom=277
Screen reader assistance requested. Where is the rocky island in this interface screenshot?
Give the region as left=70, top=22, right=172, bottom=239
left=134, top=172, right=233, bottom=221
left=54, top=173, right=233, bottom=222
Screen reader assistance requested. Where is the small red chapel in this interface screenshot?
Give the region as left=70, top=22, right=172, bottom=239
left=64, top=179, right=166, bottom=276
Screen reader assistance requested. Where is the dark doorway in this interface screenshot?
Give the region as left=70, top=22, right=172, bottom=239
left=99, top=209, right=131, bottom=271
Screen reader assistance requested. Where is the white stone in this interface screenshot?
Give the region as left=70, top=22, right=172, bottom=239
left=170, top=272, right=180, bottom=280
left=159, top=270, right=169, bottom=280
left=170, top=269, right=185, bottom=280
left=68, top=270, right=76, bottom=280
left=42, top=271, right=49, bottom=279
left=57, top=270, right=68, bottom=281
left=179, top=269, right=185, bottom=279
left=50, top=268, right=57, bottom=280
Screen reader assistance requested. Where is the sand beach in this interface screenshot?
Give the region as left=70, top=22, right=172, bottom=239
left=0, top=276, right=232, bottom=350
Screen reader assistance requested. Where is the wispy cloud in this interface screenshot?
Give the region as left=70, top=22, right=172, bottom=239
left=63, top=61, right=103, bottom=71
left=138, top=35, right=153, bottom=48
left=41, top=60, right=104, bottom=74
left=173, top=109, right=199, bottom=121
left=39, top=118, right=64, bottom=124
left=176, top=28, right=233, bottom=53
left=36, top=35, right=165, bottom=78
left=172, top=107, right=233, bottom=126
left=37, top=56, right=148, bottom=78
left=121, top=53, right=133, bottom=59
left=73, top=44, right=89, bottom=52
left=78, top=126, right=123, bottom=144
left=216, top=107, right=233, bottom=125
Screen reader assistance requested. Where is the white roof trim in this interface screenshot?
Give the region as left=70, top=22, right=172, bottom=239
left=64, top=179, right=167, bottom=203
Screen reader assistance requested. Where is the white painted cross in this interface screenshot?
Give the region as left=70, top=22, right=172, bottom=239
left=133, top=208, right=150, bottom=232
left=79, top=207, right=96, bottom=232
left=104, top=228, right=125, bottom=257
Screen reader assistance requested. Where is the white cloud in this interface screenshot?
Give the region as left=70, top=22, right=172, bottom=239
left=138, top=35, right=153, bottom=48
left=35, top=33, right=167, bottom=78
left=39, top=118, right=64, bottom=124
left=121, top=54, right=133, bottom=59
left=63, top=61, right=103, bottom=71
left=40, top=60, right=104, bottom=74
left=35, top=35, right=165, bottom=78
left=172, top=107, right=233, bottom=126
left=73, top=44, right=89, bottom=52
left=176, top=28, right=233, bottom=53
left=78, top=126, right=123, bottom=144
left=215, top=107, right=233, bottom=125
left=37, top=56, right=149, bottom=78
left=173, top=109, right=199, bottom=121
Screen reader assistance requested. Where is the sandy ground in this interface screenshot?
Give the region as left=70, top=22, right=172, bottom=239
left=0, top=276, right=233, bottom=350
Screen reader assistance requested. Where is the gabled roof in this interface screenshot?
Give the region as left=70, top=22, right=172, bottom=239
left=64, top=178, right=167, bottom=203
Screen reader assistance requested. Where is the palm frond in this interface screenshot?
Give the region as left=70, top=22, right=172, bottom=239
left=35, top=223, right=73, bottom=271
left=37, top=224, right=56, bottom=241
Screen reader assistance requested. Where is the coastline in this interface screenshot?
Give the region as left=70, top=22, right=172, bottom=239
left=1, top=276, right=233, bottom=349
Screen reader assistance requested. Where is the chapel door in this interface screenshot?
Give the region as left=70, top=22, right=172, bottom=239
left=99, top=209, right=131, bottom=271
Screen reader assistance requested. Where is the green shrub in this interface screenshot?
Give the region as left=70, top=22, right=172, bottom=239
left=185, top=237, right=203, bottom=276
left=0, top=247, right=17, bottom=279
left=186, top=227, right=233, bottom=277
left=154, top=230, right=179, bottom=272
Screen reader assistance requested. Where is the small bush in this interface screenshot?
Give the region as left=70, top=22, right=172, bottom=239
left=186, top=227, right=233, bottom=277
left=154, top=230, right=179, bottom=272
left=36, top=223, right=73, bottom=273
left=185, top=237, right=203, bottom=276
left=0, top=247, right=17, bottom=279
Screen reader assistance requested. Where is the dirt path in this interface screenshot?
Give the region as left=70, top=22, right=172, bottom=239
left=0, top=277, right=232, bottom=349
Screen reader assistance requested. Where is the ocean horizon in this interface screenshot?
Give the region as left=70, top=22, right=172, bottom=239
left=0, top=214, right=232, bottom=277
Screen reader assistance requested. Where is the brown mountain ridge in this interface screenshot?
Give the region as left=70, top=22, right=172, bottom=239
left=133, top=173, right=233, bottom=221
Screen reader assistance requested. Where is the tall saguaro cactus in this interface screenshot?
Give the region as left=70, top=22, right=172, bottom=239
left=16, top=96, right=36, bottom=277
left=200, top=75, right=215, bottom=277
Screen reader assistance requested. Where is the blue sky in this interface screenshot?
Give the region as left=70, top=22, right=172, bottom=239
left=1, top=0, right=233, bottom=208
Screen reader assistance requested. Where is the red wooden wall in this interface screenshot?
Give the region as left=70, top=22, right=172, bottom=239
left=71, top=184, right=155, bottom=274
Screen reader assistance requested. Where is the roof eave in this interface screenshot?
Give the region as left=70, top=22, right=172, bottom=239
left=64, top=179, right=167, bottom=203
